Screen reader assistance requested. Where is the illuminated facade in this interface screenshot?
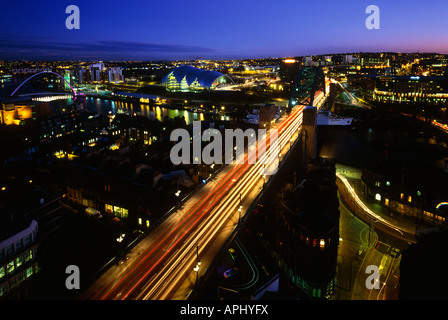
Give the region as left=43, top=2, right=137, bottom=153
left=162, top=65, right=232, bottom=92
left=363, top=75, right=448, bottom=105
left=0, top=219, right=39, bottom=298
left=362, top=165, right=448, bottom=225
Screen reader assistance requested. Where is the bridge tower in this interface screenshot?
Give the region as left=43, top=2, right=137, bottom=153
left=288, top=67, right=325, bottom=171
left=302, top=106, right=318, bottom=162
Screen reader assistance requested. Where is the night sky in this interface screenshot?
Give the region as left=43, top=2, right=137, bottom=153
left=1, top=0, right=447, bottom=60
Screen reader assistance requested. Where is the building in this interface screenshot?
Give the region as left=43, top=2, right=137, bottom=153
left=362, top=163, right=448, bottom=225
left=0, top=217, right=39, bottom=299
left=279, top=58, right=302, bottom=85
left=259, top=158, right=340, bottom=299
left=89, top=62, right=106, bottom=83
left=0, top=102, right=52, bottom=125
left=362, top=74, right=448, bottom=105
left=162, top=65, right=232, bottom=92
left=77, top=67, right=89, bottom=84
left=108, top=67, right=124, bottom=83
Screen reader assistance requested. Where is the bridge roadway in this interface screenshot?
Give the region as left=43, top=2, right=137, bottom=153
left=80, top=89, right=329, bottom=300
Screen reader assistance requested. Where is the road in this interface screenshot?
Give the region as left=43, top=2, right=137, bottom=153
left=81, top=89, right=328, bottom=300
left=335, top=168, right=415, bottom=300
left=336, top=172, right=416, bottom=244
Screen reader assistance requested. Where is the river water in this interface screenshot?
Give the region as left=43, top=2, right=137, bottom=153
left=317, top=114, right=448, bottom=172
left=1, top=76, right=213, bottom=125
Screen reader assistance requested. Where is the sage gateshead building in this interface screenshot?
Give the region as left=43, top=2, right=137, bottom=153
left=162, top=65, right=233, bottom=92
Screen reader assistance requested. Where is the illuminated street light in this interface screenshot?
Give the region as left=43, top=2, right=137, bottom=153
left=116, top=233, right=125, bottom=243
left=194, top=244, right=201, bottom=285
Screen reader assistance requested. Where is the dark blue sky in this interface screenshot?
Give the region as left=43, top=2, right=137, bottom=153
left=1, top=0, right=447, bottom=60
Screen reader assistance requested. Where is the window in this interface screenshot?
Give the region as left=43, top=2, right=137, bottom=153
left=114, top=206, right=128, bottom=219
left=0, top=285, right=6, bottom=296
left=6, top=244, right=14, bottom=257
left=138, top=218, right=142, bottom=225
left=17, top=272, right=25, bottom=284
left=385, top=198, right=390, bottom=206
left=320, top=239, right=325, bottom=248
left=375, top=193, right=381, bottom=201
left=106, top=204, right=128, bottom=218
left=0, top=266, right=5, bottom=278
left=105, top=204, right=113, bottom=214
left=386, top=181, right=390, bottom=186
left=24, top=234, right=32, bottom=246
left=25, top=250, right=33, bottom=263
left=16, top=256, right=23, bottom=268
left=15, top=240, right=23, bottom=250
left=7, top=261, right=14, bottom=274
left=9, top=278, right=16, bottom=290
left=400, top=193, right=404, bottom=200
left=146, top=220, right=150, bottom=228
left=408, top=196, right=412, bottom=203
left=375, top=181, right=381, bottom=187
left=26, top=266, right=33, bottom=278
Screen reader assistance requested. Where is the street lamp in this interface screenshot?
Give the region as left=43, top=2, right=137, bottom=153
left=194, top=244, right=201, bottom=285
left=175, top=187, right=181, bottom=206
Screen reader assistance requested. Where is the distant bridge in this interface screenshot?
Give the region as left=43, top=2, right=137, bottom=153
left=10, top=71, right=77, bottom=100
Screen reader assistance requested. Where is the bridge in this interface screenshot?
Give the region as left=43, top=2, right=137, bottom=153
left=8, top=71, right=78, bottom=101
left=79, top=67, right=331, bottom=300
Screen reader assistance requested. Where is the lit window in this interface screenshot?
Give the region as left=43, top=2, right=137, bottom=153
left=400, top=193, right=404, bottom=200
left=25, top=250, right=33, bottom=262
left=105, top=204, right=113, bottom=214
left=408, top=196, right=412, bottom=203
left=386, top=181, right=390, bottom=186
left=16, top=256, right=23, bottom=268
left=7, top=261, right=14, bottom=274
left=385, top=198, right=390, bottom=206
left=26, top=266, right=33, bottom=278
left=114, top=206, right=128, bottom=219
left=0, top=267, right=5, bottom=278
left=138, top=218, right=142, bottom=225
left=146, top=220, right=150, bottom=228
left=320, top=239, right=325, bottom=248
left=375, top=193, right=381, bottom=201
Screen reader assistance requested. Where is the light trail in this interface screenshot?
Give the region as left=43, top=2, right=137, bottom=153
left=336, top=171, right=412, bottom=237
left=86, top=87, right=329, bottom=300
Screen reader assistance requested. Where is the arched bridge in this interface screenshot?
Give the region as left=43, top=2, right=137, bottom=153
left=10, top=71, right=77, bottom=100
left=288, top=67, right=326, bottom=109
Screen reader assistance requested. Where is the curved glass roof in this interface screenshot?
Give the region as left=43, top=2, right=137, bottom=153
left=163, top=65, right=229, bottom=88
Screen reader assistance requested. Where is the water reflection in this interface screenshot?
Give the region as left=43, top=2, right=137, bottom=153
left=83, top=97, right=210, bottom=125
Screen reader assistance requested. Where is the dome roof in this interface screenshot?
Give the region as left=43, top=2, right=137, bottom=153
left=163, top=65, right=230, bottom=88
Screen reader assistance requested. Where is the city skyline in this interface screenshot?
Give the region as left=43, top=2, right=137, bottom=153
left=1, top=0, right=448, bottom=61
